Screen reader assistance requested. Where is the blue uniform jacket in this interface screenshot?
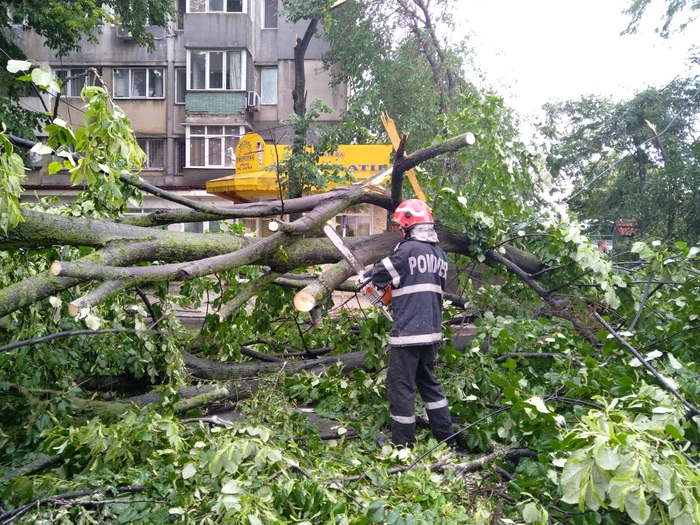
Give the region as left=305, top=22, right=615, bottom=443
left=366, top=240, right=447, bottom=347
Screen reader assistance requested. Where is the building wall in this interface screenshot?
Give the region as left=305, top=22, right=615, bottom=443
left=11, top=26, right=171, bottom=65
left=10, top=0, right=346, bottom=199
left=183, top=14, right=252, bottom=49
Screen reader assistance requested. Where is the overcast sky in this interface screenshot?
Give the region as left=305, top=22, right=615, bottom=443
left=455, top=0, right=697, bottom=119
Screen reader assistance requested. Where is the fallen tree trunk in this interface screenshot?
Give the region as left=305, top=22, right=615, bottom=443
left=183, top=350, right=366, bottom=381
left=70, top=350, right=368, bottom=423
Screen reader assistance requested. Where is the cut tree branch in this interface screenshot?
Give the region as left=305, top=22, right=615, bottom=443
left=593, top=312, right=700, bottom=417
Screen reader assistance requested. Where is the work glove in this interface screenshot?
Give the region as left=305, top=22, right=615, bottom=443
left=357, top=271, right=370, bottom=288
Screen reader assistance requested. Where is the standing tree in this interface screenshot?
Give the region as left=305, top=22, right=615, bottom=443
left=2, top=18, right=700, bottom=525
left=0, top=0, right=177, bottom=138
left=540, top=77, right=700, bottom=242
left=624, top=0, right=700, bottom=37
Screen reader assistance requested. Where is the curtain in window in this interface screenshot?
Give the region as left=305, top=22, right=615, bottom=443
left=176, top=69, right=186, bottom=103
left=113, top=69, right=129, bottom=97
left=149, top=69, right=164, bottom=97
left=226, top=51, right=242, bottom=90
left=189, top=0, right=205, bottom=12
left=225, top=136, right=237, bottom=167
left=261, top=68, right=277, bottom=104
left=131, top=70, right=147, bottom=97
left=149, top=139, right=165, bottom=168
left=190, top=137, right=205, bottom=166
left=264, top=0, right=278, bottom=27
left=208, top=0, right=223, bottom=10
left=190, top=52, right=206, bottom=89
left=209, top=52, right=224, bottom=89
left=208, top=138, right=222, bottom=166
left=68, top=69, right=86, bottom=97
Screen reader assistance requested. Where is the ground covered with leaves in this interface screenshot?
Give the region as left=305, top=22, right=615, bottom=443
left=2, top=237, right=700, bottom=525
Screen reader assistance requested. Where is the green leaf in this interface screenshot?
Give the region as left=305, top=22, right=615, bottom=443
left=7, top=60, right=32, bottom=73
left=625, top=486, right=650, bottom=524
left=221, top=480, right=243, bottom=494
left=366, top=500, right=385, bottom=523
left=503, top=357, right=517, bottom=371
left=30, top=68, right=54, bottom=89
left=561, top=457, right=593, bottom=509
left=48, top=161, right=64, bottom=175
left=526, top=396, right=550, bottom=414
left=522, top=502, right=542, bottom=523
left=182, top=463, right=196, bottom=479
left=594, top=445, right=620, bottom=471
left=29, top=142, right=52, bottom=156
left=665, top=424, right=684, bottom=441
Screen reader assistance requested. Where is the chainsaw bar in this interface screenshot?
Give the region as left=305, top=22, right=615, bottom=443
left=323, top=224, right=393, bottom=321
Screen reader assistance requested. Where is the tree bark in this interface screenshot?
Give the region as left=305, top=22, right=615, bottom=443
left=183, top=350, right=366, bottom=380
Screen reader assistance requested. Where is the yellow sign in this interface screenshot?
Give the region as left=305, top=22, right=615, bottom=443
left=235, top=133, right=268, bottom=174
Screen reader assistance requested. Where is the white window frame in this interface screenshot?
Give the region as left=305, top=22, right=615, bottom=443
left=187, top=0, right=246, bottom=14
left=187, top=50, right=246, bottom=91
left=112, top=68, right=165, bottom=99
left=260, top=67, right=277, bottom=105
left=175, top=68, right=187, bottom=104
left=185, top=125, right=244, bottom=168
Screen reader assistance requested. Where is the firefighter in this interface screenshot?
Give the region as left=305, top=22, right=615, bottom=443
left=364, top=199, right=455, bottom=448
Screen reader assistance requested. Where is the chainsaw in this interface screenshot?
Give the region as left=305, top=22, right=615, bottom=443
left=323, top=223, right=393, bottom=321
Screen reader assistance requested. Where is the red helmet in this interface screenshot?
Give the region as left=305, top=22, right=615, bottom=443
left=393, top=199, right=434, bottom=229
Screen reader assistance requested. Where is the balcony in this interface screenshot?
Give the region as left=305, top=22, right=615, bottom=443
left=185, top=91, right=246, bottom=116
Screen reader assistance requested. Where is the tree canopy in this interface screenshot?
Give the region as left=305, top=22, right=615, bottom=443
left=540, top=76, right=700, bottom=243
left=624, top=0, right=700, bottom=37
left=2, top=1, right=700, bottom=524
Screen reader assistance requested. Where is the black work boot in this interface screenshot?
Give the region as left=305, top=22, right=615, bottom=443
left=376, top=435, right=391, bottom=448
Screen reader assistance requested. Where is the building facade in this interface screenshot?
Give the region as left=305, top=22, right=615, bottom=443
left=10, top=0, right=348, bottom=221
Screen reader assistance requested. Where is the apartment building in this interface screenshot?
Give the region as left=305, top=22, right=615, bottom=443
left=9, top=0, right=349, bottom=226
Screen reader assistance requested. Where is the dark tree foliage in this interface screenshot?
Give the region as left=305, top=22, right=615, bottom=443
left=1, top=0, right=177, bottom=56
left=540, top=77, right=700, bottom=243
left=321, top=0, right=476, bottom=147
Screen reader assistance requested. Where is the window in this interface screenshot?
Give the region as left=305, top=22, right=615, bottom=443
left=177, top=0, right=185, bottom=29
left=137, top=138, right=165, bottom=169
left=187, top=126, right=240, bottom=167
left=188, top=50, right=244, bottom=90
left=264, top=0, right=278, bottom=28
left=113, top=68, right=164, bottom=98
left=335, top=204, right=372, bottom=237
left=54, top=68, right=102, bottom=98
left=261, top=68, right=277, bottom=105
left=183, top=221, right=204, bottom=233
left=182, top=221, right=222, bottom=233
left=242, top=218, right=279, bottom=238
left=175, top=138, right=186, bottom=174
left=175, top=68, right=186, bottom=104
left=188, top=0, right=243, bottom=13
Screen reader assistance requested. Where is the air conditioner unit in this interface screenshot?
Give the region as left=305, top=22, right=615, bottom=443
left=116, top=27, right=133, bottom=40
left=247, top=91, right=260, bottom=111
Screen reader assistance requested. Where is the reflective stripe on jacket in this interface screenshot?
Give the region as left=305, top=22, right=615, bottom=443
left=367, top=240, right=447, bottom=347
